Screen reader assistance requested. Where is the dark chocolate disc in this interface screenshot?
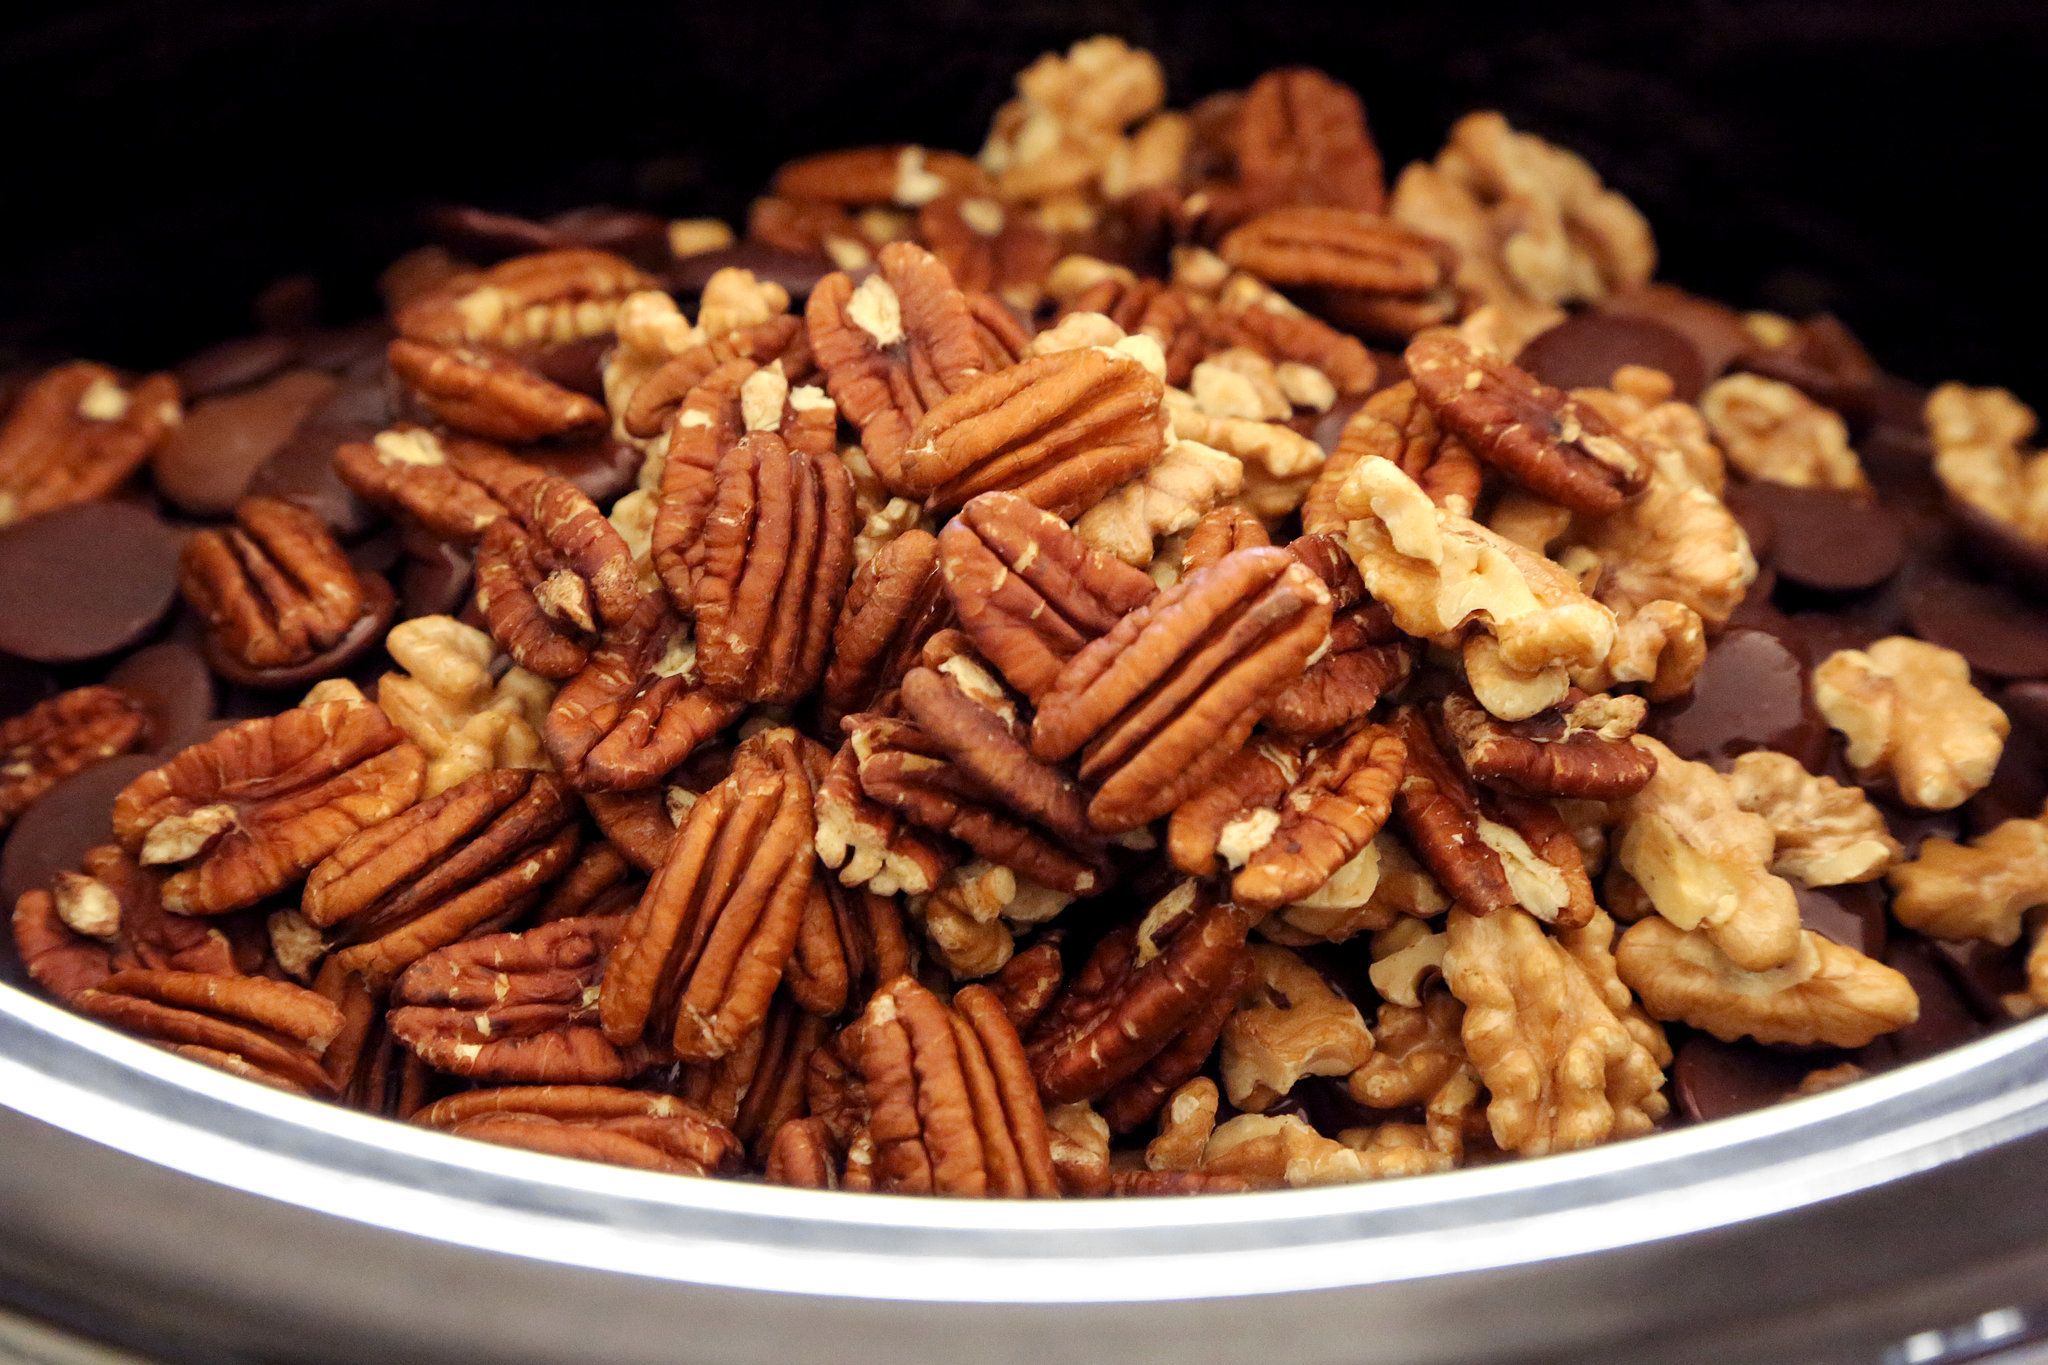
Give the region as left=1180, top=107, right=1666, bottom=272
left=0, top=753, right=158, bottom=913
left=173, top=333, right=299, bottom=400
left=1648, top=627, right=1828, bottom=771
left=527, top=436, right=641, bottom=506
left=105, top=639, right=216, bottom=755
left=1794, top=881, right=1886, bottom=959
left=398, top=539, right=475, bottom=622
left=1597, top=283, right=1754, bottom=380
left=667, top=244, right=835, bottom=300
left=152, top=369, right=341, bottom=516
left=0, top=503, right=183, bottom=663
left=1673, top=1034, right=1829, bottom=1123
left=1906, top=572, right=2048, bottom=680
left=1515, top=312, right=1707, bottom=402
left=1728, top=483, right=1904, bottom=592
left=529, top=336, right=612, bottom=400
left=0, top=653, right=57, bottom=720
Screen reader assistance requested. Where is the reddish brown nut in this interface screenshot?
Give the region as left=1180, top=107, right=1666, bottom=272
left=0, top=686, right=149, bottom=831
left=1407, top=332, right=1649, bottom=515
left=388, top=339, right=606, bottom=444
left=813, top=731, right=956, bottom=898
left=532, top=841, right=642, bottom=925
left=1438, top=688, right=1656, bottom=800
left=1232, top=67, right=1385, bottom=215
left=771, top=144, right=990, bottom=206
left=1197, top=291, right=1378, bottom=398
left=786, top=879, right=914, bottom=1020
left=395, top=248, right=658, bottom=350
left=1168, top=740, right=1300, bottom=879
left=847, top=712, right=1106, bottom=897
left=1054, top=276, right=1205, bottom=388
left=1027, top=885, right=1251, bottom=1111
left=416, top=1086, right=745, bottom=1177
left=898, top=347, right=1167, bottom=519
left=111, top=695, right=426, bottom=916
left=680, top=990, right=829, bottom=1146
left=822, top=529, right=951, bottom=730
left=1181, top=506, right=1272, bottom=576
left=584, top=790, right=678, bottom=874
left=301, top=768, right=582, bottom=988
left=179, top=497, right=392, bottom=683
left=390, top=915, right=661, bottom=1083
left=1264, top=601, right=1417, bottom=740
left=73, top=968, right=345, bottom=1096
left=1304, top=380, right=1483, bottom=534
left=12, top=844, right=235, bottom=1002
left=333, top=427, right=542, bottom=544
left=648, top=358, right=753, bottom=606
left=0, top=362, right=181, bottom=526
left=851, top=977, right=1061, bottom=1197
left=938, top=492, right=1156, bottom=704
left=920, top=195, right=1059, bottom=305
left=625, top=316, right=814, bottom=442
left=1220, top=206, right=1451, bottom=297
left=1031, top=547, right=1334, bottom=833
left=599, top=728, right=817, bottom=1062
left=807, top=242, right=985, bottom=486
left=1098, top=948, right=1251, bottom=1135
left=986, top=935, right=1064, bottom=1036
left=685, top=433, right=856, bottom=704
left=542, top=597, right=744, bottom=791
left=474, top=472, right=643, bottom=679
left=763, top=1116, right=840, bottom=1188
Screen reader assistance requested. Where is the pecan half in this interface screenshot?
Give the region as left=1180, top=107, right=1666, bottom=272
left=1026, top=884, right=1250, bottom=1113
left=395, top=248, right=658, bottom=350
left=111, top=695, right=426, bottom=915
left=333, top=427, right=540, bottom=544
left=786, top=880, right=915, bottom=1020
left=822, top=528, right=950, bottom=729
left=1031, top=546, right=1334, bottom=833
left=542, top=597, right=744, bottom=790
left=302, top=768, right=581, bottom=988
left=986, top=935, right=1064, bottom=1036
left=474, top=471, right=643, bottom=678
left=1231, top=67, right=1385, bottom=215
left=1220, top=207, right=1457, bottom=335
left=1438, top=688, right=1656, bottom=801
left=415, top=1086, right=745, bottom=1177
left=0, top=362, right=181, bottom=526
left=12, top=844, right=235, bottom=1002
left=0, top=686, right=149, bottom=831
left=599, top=728, right=817, bottom=1062
left=813, top=732, right=955, bottom=897
left=1305, top=380, right=1482, bottom=534
left=73, top=968, right=344, bottom=1096
left=806, top=241, right=985, bottom=485
left=680, top=990, right=825, bottom=1140
left=898, top=347, right=1166, bottom=518
left=938, top=491, right=1156, bottom=703
left=387, top=339, right=605, bottom=444
left=1265, top=597, right=1417, bottom=740
left=1407, top=332, right=1649, bottom=515
left=390, top=915, right=661, bottom=1083
left=180, top=496, right=392, bottom=679
left=763, top=1116, right=839, bottom=1188
left=851, top=977, right=1061, bottom=1197
left=685, top=432, right=856, bottom=704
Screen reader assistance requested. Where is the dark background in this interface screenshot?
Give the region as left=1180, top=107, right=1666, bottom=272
left=1, top=0, right=2044, bottom=398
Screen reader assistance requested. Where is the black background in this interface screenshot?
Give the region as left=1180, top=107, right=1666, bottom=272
left=1, top=0, right=2044, bottom=399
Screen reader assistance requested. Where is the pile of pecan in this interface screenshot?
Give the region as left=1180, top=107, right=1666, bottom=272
left=9, top=34, right=2048, bottom=1197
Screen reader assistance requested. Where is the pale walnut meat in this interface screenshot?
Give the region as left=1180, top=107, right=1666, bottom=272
left=898, top=346, right=1167, bottom=519
left=301, top=768, right=581, bottom=988
left=1200, top=1104, right=1470, bottom=1187
left=909, top=861, right=1022, bottom=982
left=602, top=289, right=705, bottom=461
left=1145, top=1076, right=1221, bottom=1173
left=806, top=242, right=985, bottom=488
left=332, top=427, right=539, bottom=545
left=377, top=615, right=553, bottom=798
left=599, top=728, right=817, bottom=1063
left=1026, top=885, right=1250, bottom=1118
left=0, top=686, right=149, bottom=831
left=1616, top=737, right=1803, bottom=972
left=1073, top=438, right=1245, bottom=570
left=1555, top=909, right=1672, bottom=1069
left=1439, top=687, right=1655, bottom=801
left=1408, top=332, right=1649, bottom=516
left=1616, top=918, right=1918, bottom=1049
left=1264, top=830, right=1449, bottom=947
left=1576, top=599, right=1708, bottom=706
left=0, top=362, right=181, bottom=526
left=1444, top=906, right=1668, bottom=1155
left=179, top=497, right=390, bottom=677
left=1388, top=111, right=1654, bottom=332
left=684, top=432, right=856, bottom=705
left=1726, top=751, right=1900, bottom=888
left=1699, top=373, right=1868, bottom=491
left=1197, top=272, right=1377, bottom=399
left=415, top=1086, right=745, bottom=1178
left=1336, top=454, right=1616, bottom=695
left=1161, top=384, right=1324, bottom=524
left=813, top=734, right=953, bottom=898
left=1888, top=814, right=2048, bottom=947
left=1347, top=988, right=1467, bottom=1110
left=1366, top=919, right=1449, bottom=1009
left=72, top=969, right=346, bottom=1096
left=474, top=471, right=644, bottom=680
left=1228, top=66, right=1385, bottom=214
left=390, top=916, right=662, bottom=1083
left=111, top=695, right=426, bottom=916
left=395, top=248, right=658, bottom=351
left=1218, top=207, right=1458, bottom=334
left=821, top=528, right=950, bottom=730
left=1219, top=944, right=1374, bottom=1112
left=977, top=36, right=1166, bottom=206
left=387, top=339, right=605, bottom=445
left=1304, top=381, right=1483, bottom=535
left=938, top=491, right=1156, bottom=703
left=1031, top=546, right=1333, bottom=833
left=1813, top=638, right=2008, bottom=811
left=849, top=979, right=1061, bottom=1198
left=12, top=844, right=235, bottom=1003
left=1926, top=383, right=2048, bottom=544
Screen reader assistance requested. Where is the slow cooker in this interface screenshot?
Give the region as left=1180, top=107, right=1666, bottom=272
left=4, top=3, right=2047, bottom=1360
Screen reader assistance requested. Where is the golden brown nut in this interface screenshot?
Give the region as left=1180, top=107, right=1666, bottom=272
left=0, top=686, right=149, bottom=831
left=474, top=472, right=644, bottom=679
left=1813, top=638, right=2008, bottom=811
left=1347, top=989, right=1467, bottom=1110
left=74, top=968, right=345, bottom=1096
left=1888, top=813, right=2048, bottom=947
left=377, top=615, right=554, bottom=798
left=12, top=844, right=235, bottom=1003
left=1726, top=750, right=1900, bottom=887
left=1219, top=944, right=1374, bottom=1112
left=179, top=497, right=387, bottom=675
left=0, top=362, right=180, bottom=526
left=415, top=1086, right=745, bottom=1177
left=1699, top=373, right=1867, bottom=491
left=1927, top=383, right=2048, bottom=544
